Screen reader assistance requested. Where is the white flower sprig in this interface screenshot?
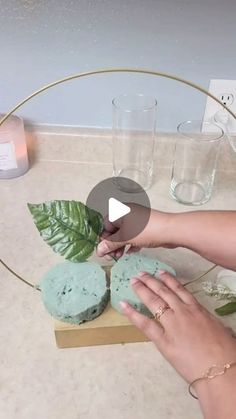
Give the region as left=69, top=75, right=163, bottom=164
left=202, top=269, right=236, bottom=316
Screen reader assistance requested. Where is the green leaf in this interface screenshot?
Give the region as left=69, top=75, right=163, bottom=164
left=28, top=200, right=103, bottom=262
left=215, top=302, right=236, bottom=316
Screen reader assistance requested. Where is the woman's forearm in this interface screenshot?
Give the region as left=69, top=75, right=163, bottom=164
left=165, top=211, right=236, bottom=270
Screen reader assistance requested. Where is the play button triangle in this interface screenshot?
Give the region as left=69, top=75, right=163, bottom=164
left=108, top=197, right=131, bottom=223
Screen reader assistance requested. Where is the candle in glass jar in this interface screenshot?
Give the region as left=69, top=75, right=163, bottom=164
left=0, top=114, right=29, bottom=179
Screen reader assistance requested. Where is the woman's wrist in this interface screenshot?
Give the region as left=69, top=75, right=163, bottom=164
left=189, top=345, right=236, bottom=419
left=196, top=367, right=236, bottom=419
left=153, top=210, right=212, bottom=252
left=152, top=210, right=186, bottom=249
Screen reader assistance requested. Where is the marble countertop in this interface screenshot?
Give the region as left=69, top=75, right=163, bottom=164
left=1, top=127, right=236, bottom=419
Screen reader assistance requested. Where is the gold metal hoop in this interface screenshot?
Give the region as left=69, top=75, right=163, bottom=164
left=0, top=68, right=235, bottom=127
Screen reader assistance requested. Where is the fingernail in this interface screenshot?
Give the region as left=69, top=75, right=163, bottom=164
left=119, top=301, right=128, bottom=310
left=97, top=241, right=109, bottom=255
left=158, top=270, right=166, bottom=275
left=138, top=271, right=147, bottom=277
left=104, top=255, right=113, bottom=261
left=131, top=277, right=140, bottom=285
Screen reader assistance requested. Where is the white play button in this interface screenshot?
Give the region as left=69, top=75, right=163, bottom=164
left=108, top=197, right=131, bottom=223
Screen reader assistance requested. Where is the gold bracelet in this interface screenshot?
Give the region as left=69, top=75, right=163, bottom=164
left=189, top=362, right=236, bottom=399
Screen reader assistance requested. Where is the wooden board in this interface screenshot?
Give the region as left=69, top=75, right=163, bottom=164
left=54, top=303, right=149, bottom=348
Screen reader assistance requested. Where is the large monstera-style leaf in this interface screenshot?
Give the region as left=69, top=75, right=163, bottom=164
left=28, top=200, right=103, bottom=262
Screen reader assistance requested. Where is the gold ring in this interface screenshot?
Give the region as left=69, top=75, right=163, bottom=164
left=154, top=304, right=171, bottom=322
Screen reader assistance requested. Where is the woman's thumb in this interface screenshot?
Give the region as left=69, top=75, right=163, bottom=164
left=97, top=235, right=126, bottom=257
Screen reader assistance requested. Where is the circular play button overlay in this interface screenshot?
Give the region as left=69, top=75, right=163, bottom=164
left=86, top=177, right=151, bottom=242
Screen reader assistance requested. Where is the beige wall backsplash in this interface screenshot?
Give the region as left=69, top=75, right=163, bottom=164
left=26, top=125, right=236, bottom=173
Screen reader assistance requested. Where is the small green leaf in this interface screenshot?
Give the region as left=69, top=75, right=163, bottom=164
left=215, top=302, right=236, bottom=316
left=28, top=200, right=103, bottom=262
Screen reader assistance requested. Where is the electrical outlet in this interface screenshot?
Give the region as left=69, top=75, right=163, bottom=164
left=203, top=79, right=236, bottom=133
left=220, top=93, right=234, bottom=107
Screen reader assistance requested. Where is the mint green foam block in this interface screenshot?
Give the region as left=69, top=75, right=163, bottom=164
left=40, top=261, right=109, bottom=325
left=111, top=253, right=175, bottom=317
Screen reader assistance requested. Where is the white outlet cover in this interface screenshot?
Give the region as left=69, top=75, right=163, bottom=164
left=204, top=79, right=236, bottom=133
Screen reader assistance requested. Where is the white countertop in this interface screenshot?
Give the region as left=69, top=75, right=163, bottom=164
left=1, top=128, right=236, bottom=419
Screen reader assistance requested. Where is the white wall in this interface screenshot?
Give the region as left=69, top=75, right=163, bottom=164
left=0, top=0, right=235, bottom=131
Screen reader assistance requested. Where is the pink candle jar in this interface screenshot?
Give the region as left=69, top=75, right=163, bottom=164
left=0, top=114, right=29, bottom=179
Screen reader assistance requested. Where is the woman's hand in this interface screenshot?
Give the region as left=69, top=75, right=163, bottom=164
left=97, top=205, right=175, bottom=259
left=120, top=271, right=236, bottom=418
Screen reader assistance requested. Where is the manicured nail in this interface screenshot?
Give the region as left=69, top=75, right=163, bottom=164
left=119, top=301, right=129, bottom=310
left=158, top=270, right=166, bottom=275
left=104, top=255, right=113, bottom=261
left=138, top=271, right=148, bottom=277
left=131, top=277, right=140, bottom=285
left=97, top=241, right=109, bottom=255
